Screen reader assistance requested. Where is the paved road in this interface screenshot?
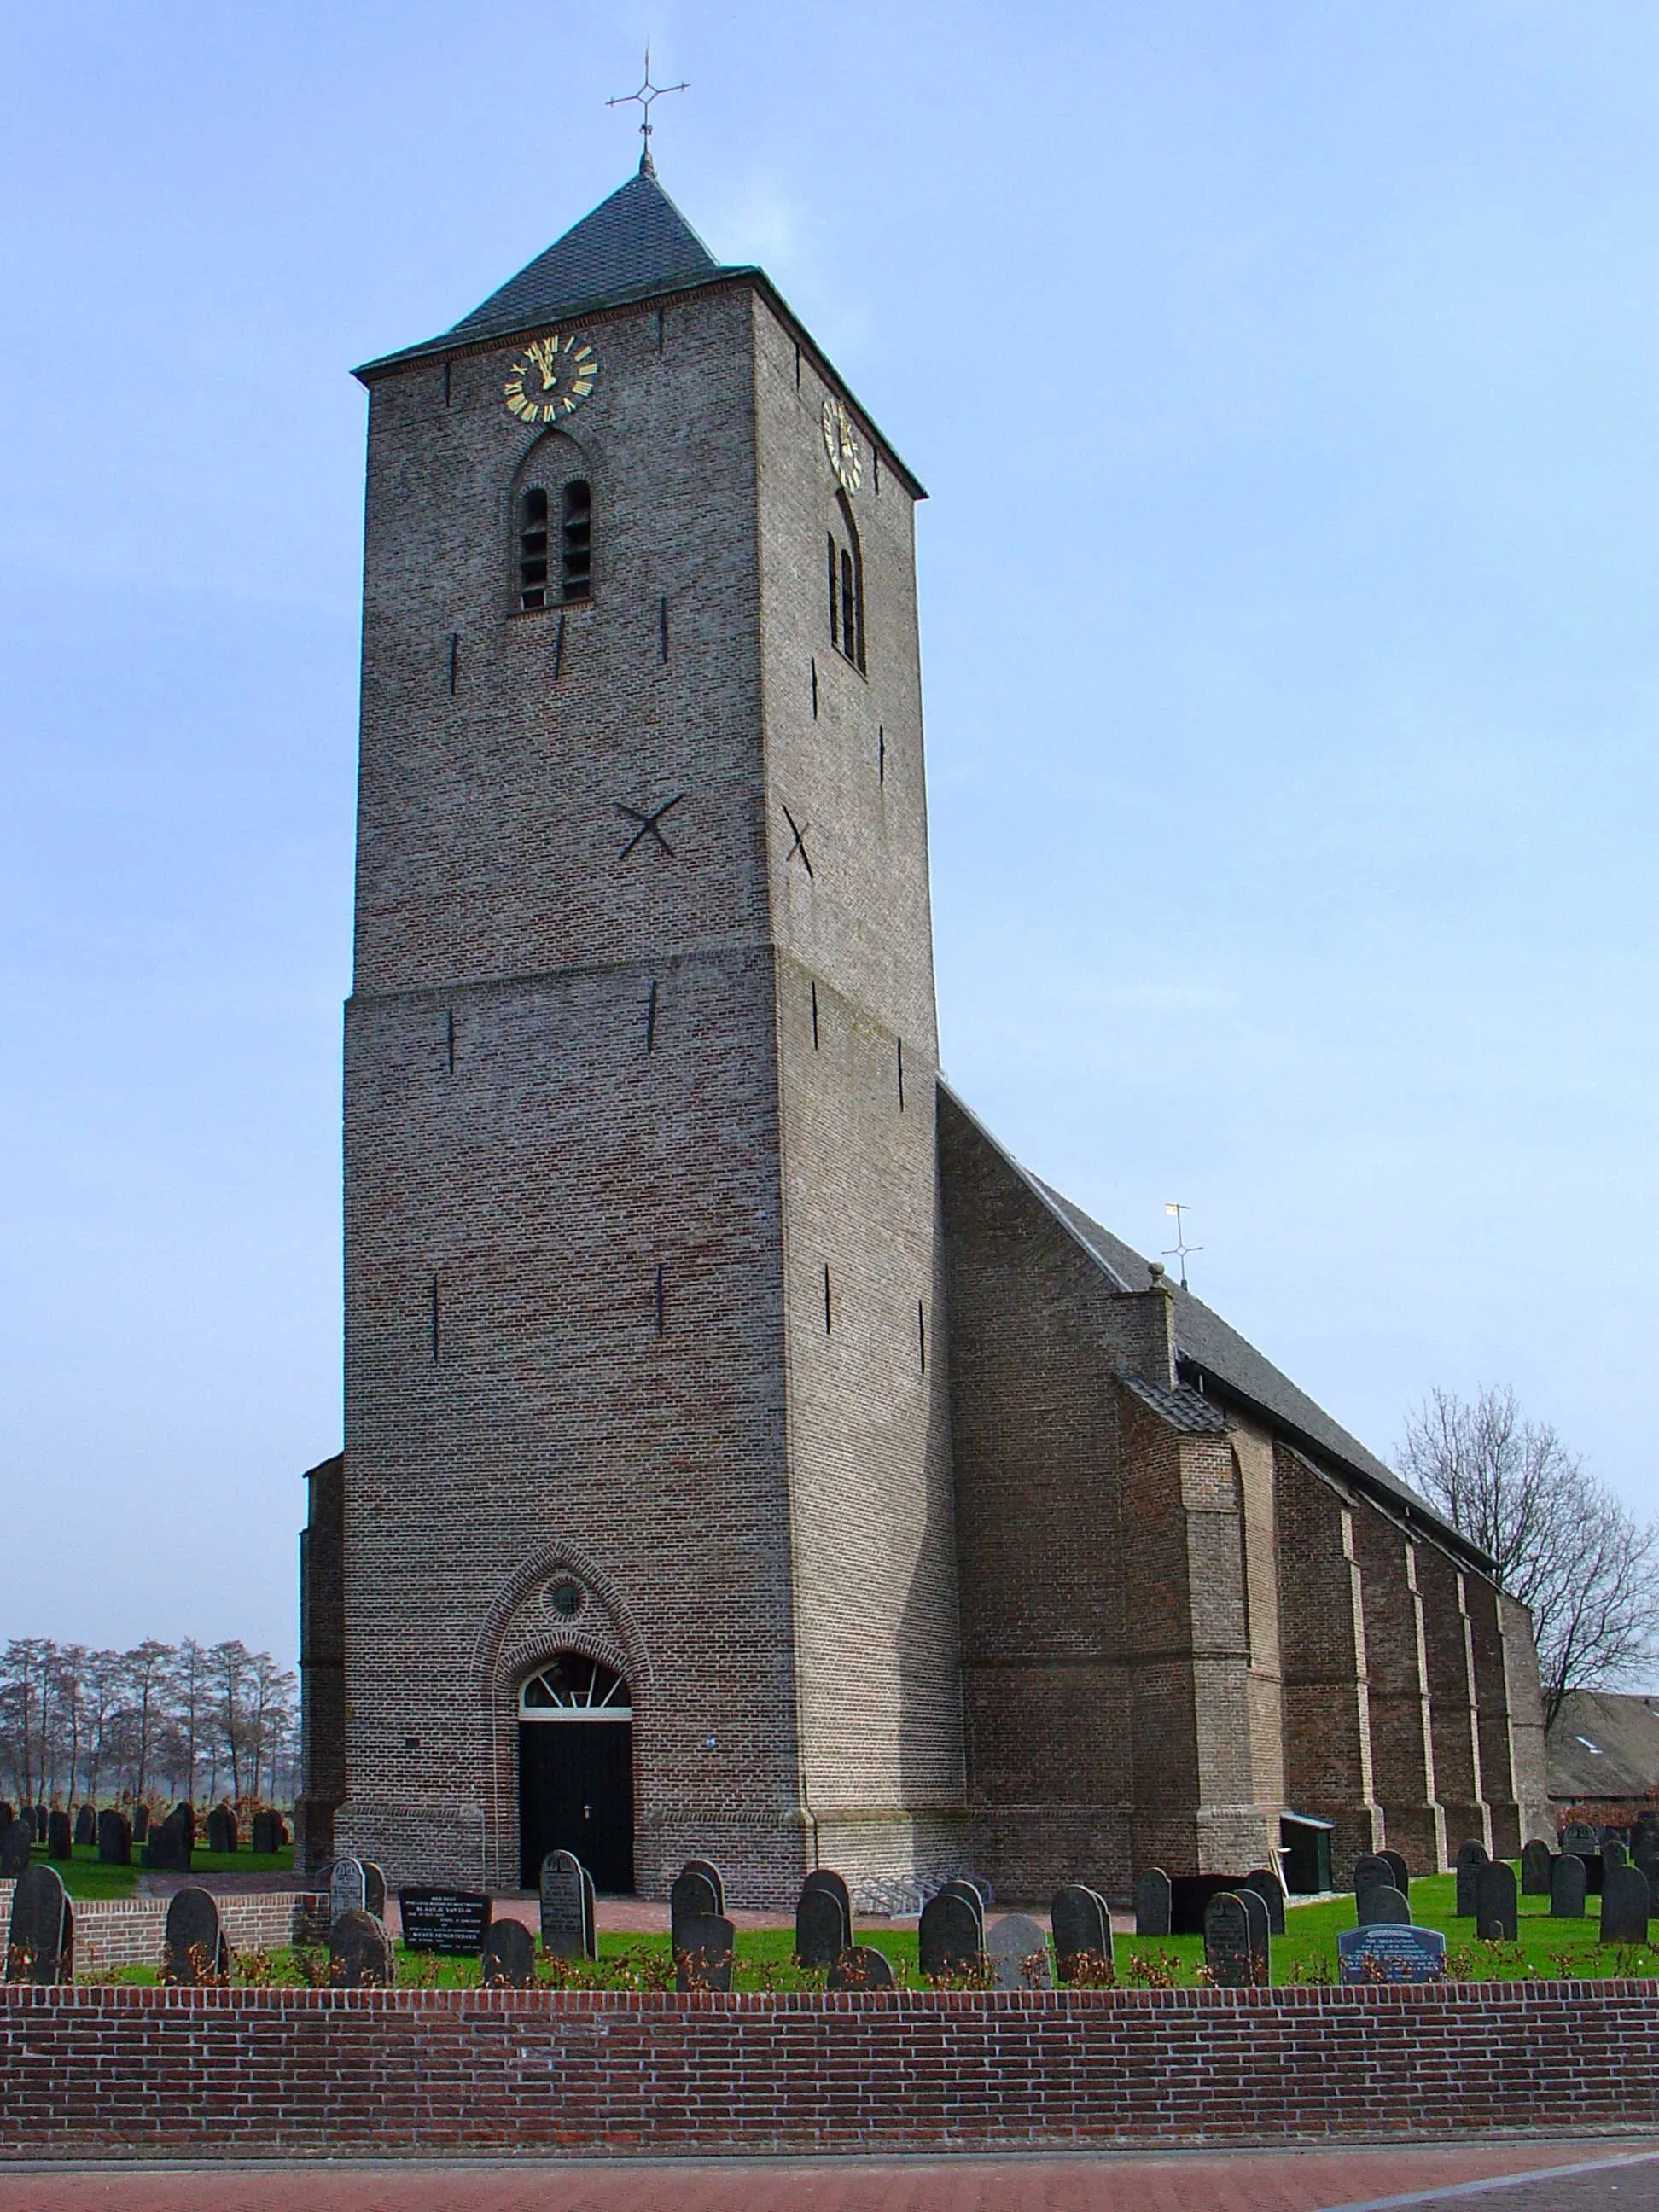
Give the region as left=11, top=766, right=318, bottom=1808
left=1, top=2141, right=1655, bottom=2211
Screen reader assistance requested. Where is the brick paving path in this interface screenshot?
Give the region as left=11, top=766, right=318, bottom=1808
left=0, top=2140, right=1654, bottom=2212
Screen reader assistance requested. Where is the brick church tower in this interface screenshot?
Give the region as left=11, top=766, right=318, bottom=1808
left=300, top=160, right=967, bottom=1896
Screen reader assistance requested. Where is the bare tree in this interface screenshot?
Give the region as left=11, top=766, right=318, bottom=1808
left=207, top=1640, right=254, bottom=1804
left=121, top=1640, right=173, bottom=1805
left=169, top=1640, right=210, bottom=1807
left=1398, top=1385, right=1659, bottom=1729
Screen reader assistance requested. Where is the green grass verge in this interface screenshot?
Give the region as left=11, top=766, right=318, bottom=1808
left=9, top=1842, right=294, bottom=1901
left=71, top=1868, right=1659, bottom=1988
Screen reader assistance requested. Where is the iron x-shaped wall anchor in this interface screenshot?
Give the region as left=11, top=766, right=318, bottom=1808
left=617, top=793, right=685, bottom=859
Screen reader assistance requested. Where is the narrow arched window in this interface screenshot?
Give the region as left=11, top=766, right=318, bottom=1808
left=517, top=475, right=594, bottom=611
left=826, top=494, right=864, bottom=672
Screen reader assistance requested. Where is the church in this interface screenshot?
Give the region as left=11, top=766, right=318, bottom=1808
left=297, top=151, right=1551, bottom=1906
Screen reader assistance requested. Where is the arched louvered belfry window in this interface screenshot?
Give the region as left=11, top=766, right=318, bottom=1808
left=826, top=491, right=865, bottom=672
left=515, top=443, right=593, bottom=611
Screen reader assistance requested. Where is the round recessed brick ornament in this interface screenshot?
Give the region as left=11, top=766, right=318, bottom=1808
left=544, top=1579, right=585, bottom=1619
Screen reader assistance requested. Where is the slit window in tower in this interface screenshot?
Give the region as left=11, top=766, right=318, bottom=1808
left=518, top=486, right=550, bottom=609
left=829, top=492, right=864, bottom=672
left=562, top=478, right=592, bottom=601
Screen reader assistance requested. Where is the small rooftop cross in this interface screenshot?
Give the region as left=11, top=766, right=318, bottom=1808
left=607, top=45, right=689, bottom=176
left=1162, top=1202, right=1202, bottom=1290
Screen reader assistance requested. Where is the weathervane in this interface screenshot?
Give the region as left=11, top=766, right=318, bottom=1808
left=607, top=44, right=688, bottom=175
left=1162, top=1202, right=1202, bottom=1291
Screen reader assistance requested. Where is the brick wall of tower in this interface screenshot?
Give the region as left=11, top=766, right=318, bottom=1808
left=746, top=293, right=965, bottom=1883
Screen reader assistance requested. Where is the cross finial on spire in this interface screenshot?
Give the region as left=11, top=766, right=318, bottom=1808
left=606, top=44, right=689, bottom=176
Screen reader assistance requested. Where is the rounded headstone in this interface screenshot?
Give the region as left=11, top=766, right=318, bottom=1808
left=73, top=1805, right=96, bottom=1848
left=1379, top=1850, right=1411, bottom=1895
left=1236, top=1885, right=1271, bottom=1981
left=987, top=1912, right=1051, bottom=1990
left=131, top=1804, right=150, bottom=1844
left=800, top=1867, right=853, bottom=1930
left=362, top=1862, right=387, bottom=1920
left=681, top=1858, right=725, bottom=1914
left=481, top=1918, right=538, bottom=1988
left=673, top=1912, right=735, bottom=1993
left=795, top=1883, right=851, bottom=1969
left=1353, top=1852, right=1392, bottom=1895
left=1454, top=1839, right=1490, bottom=1918
left=1521, top=1839, right=1553, bottom=1896
left=329, top=1907, right=394, bottom=1988
left=0, top=1819, right=32, bottom=1880
left=6, top=1863, right=73, bottom=1983
left=670, top=1865, right=720, bottom=1941
left=936, top=1878, right=988, bottom=1936
left=918, top=1889, right=983, bottom=1980
left=96, top=1808, right=131, bottom=1868
left=1051, top=1885, right=1113, bottom=1979
left=539, top=1850, right=593, bottom=1959
left=1133, top=1867, right=1172, bottom=1937
left=163, top=1887, right=230, bottom=1984
left=1242, top=1866, right=1287, bottom=1936
left=46, top=1810, right=72, bottom=1862
left=1202, top=1892, right=1254, bottom=1988
left=1601, top=1862, right=1650, bottom=1947
left=329, top=1856, right=368, bottom=1922
left=1357, top=1883, right=1411, bottom=1927
left=1550, top=1850, right=1587, bottom=1919
left=827, top=1943, right=894, bottom=1992
left=1474, top=1858, right=1518, bottom=1941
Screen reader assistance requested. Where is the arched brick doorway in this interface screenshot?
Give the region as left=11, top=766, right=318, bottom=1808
left=517, top=1653, right=635, bottom=1892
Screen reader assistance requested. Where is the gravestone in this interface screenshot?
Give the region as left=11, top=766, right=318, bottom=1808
left=1133, top=1867, right=1172, bottom=1936
left=1243, top=1866, right=1287, bottom=1936
left=96, top=1808, right=131, bottom=1866
left=272, top=1813, right=290, bottom=1847
left=206, top=1803, right=236, bottom=1855
left=143, top=1807, right=191, bottom=1872
left=1601, top=1863, right=1650, bottom=1947
left=801, top=1868, right=853, bottom=1936
left=398, top=1888, right=491, bottom=1954
left=250, top=1811, right=277, bottom=1854
left=1202, top=1892, right=1254, bottom=1988
left=938, top=1878, right=989, bottom=1934
left=1604, top=1838, right=1628, bottom=1872
left=1562, top=1822, right=1599, bottom=1858
left=1380, top=1849, right=1411, bottom=1895
left=47, top=1811, right=72, bottom=1861
left=175, top=1803, right=195, bottom=1851
left=539, top=1851, right=595, bottom=1959
left=1236, top=1886, right=1271, bottom=1982
left=329, top=1856, right=368, bottom=1921
left=73, top=1805, right=95, bottom=1848
left=5, top=1863, right=73, bottom=1984
left=1357, top=1883, right=1411, bottom=1927
left=481, top=1918, right=537, bottom=1988
left=1522, top=1840, right=1553, bottom=1895
left=1637, top=1851, right=1659, bottom=1903
left=987, top=1912, right=1052, bottom=1990
left=1475, top=1858, right=1518, bottom=1941
left=329, top=1906, right=394, bottom=1988
left=0, top=1820, right=32, bottom=1879
left=363, top=1863, right=387, bottom=1919
left=1454, top=1839, right=1489, bottom=1918
left=1169, top=1874, right=1254, bottom=1933
left=33, top=1806, right=46, bottom=1840
left=828, top=1943, right=894, bottom=1991
left=670, top=1863, right=721, bottom=1947
left=132, top=1804, right=150, bottom=1844
left=1051, top=1885, right=1113, bottom=1981
left=163, top=1887, right=230, bottom=1984
left=1550, top=1851, right=1587, bottom=1918
left=918, top=1889, right=983, bottom=1979
left=1338, top=1924, right=1447, bottom=1982
left=674, top=1912, right=735, bottom=1993
left=1353, top=1852, right=1392, bottom=1897
left=795, top=1883, right=851, bottom=1969
left=958, top=1873, right=996, bottom=1908
left=682, top=1859, right=725, bottom=1913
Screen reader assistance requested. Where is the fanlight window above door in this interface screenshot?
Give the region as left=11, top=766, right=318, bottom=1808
left=519, top=1655, right=632, bottom=1720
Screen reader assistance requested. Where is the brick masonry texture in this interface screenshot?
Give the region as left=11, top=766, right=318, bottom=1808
left=310, top=183, right=1551, bottom=1910
left=4, top=1982, right=1659, bottom=2158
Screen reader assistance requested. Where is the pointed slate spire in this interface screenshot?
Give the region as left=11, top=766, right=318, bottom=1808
left=445, top=172, right=725, bottom=345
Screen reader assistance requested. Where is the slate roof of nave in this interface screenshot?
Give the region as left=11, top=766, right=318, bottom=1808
left=940, top=1084, right=1483, bottom=1566
left=1545, top=1689, right=1659, bottom=1802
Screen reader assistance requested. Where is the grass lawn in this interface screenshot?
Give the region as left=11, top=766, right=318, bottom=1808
left=9, top=1842, right=294, bottom=1901
left=73, top=1866, right=1659, bottom=1988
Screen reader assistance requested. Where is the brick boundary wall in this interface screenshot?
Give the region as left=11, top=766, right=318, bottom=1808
left=3, top=1982, right=1659, bottom=2159
left=0, top=1889, right=324, bottom=1976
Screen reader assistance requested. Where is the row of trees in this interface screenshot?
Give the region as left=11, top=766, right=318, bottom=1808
left=0, top=1638, right=297, bottom=1813
left=1398, top=1385, right=1659, bottom=1729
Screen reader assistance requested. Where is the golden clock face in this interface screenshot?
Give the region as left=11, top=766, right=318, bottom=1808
left=822, top=394, right=862, bottom=493
left=504, top=332, right=598, bottom=423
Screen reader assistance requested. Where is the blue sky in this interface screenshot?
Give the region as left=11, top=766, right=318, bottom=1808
left=3, top=3, right=1656, bottom=1664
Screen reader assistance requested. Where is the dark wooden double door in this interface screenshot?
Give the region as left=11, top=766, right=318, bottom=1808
left=518, top=1720, right=634, bottom=1892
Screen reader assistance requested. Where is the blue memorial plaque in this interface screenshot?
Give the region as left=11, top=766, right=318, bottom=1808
left=1338, top=1923, right=1447, bottom=1983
